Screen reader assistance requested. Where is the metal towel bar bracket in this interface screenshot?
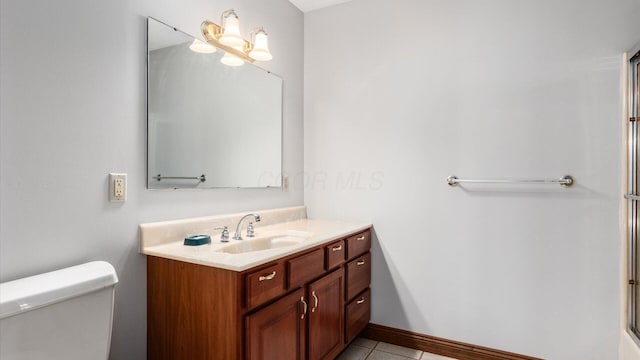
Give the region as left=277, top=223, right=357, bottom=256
left=625, top=194, right=640, bottom=201
left=154, top=174, right=206, bottom=182
left=447, top=175, right=574, bottom=188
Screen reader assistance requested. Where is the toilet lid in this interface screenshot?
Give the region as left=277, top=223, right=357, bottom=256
left=0, top=261, right=118, bottom=319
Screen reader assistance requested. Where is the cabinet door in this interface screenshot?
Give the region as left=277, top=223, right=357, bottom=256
left=246, top=288, right=306, bottom=360
left=308, top=268, right=345, bottom=360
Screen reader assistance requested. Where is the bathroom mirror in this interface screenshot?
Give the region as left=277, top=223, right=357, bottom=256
left=147, top=17, right=283, bottom=189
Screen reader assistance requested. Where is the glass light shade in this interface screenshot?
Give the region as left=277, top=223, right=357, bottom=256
left=219, top=13, right=245, bottom=48
left=248, top=30, right=272, bottom=61
left=189, top=39, right=216, bottom=54
left=220, top=52, right=244, bottom=67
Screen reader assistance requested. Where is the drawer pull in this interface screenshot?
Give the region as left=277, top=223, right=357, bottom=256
left=356, top=235, right=366, bottom=241
left=356, top=259, right=366, bottom=266
left=300, top=297, right=307, bottom=319
left=259, top=271, right=277, bottom=281
left=312, top=291, right=319, bottom=312
left=357, top=297, right=366, bottom=304
left=332, top=245, right=343, bottom=252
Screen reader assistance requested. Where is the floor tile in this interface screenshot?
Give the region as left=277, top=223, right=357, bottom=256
left=353, top=337, right=378, bottom=349
left=420, top=352, right=458, bottom=360
left=375, top=342, right=423, bottom=359
left=367, top=349, right=413, bottom=360
left=337, top=344, right=372, bottom=360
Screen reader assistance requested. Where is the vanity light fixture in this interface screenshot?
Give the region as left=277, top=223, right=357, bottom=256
left=220, top=47, right=245, bottom=67
left=218, top=10, right=245, bottom=47
left=248, top=28, right=272, bottom=61
left=201, top=9, right=273, bottom=65
left=189, top=39, right=216, bottom=54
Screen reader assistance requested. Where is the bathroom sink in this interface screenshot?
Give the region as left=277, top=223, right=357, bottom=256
left=216, top=231, right=312, bottom=254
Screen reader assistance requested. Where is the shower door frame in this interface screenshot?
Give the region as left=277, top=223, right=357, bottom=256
left=628, top=41, right=640, bottom=346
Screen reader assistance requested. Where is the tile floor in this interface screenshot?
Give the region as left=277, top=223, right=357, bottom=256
left=337, top=338, right=458, bottom=360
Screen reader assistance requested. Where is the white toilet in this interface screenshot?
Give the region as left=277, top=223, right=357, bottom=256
left=0, top=261, right=119, bottom=360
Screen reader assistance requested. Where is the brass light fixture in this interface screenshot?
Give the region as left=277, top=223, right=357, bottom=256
left=220, top=46, right=246, bottom=67
left=201, top=9, right=273, bottom=66
left=218, top=10, right=244, bottom=47
left=248, top=28, right=272, bottom=61
left=189, top=39, right=216, bottom=54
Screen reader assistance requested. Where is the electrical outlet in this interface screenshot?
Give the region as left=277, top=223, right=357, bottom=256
left=114, top=178, right=124, bottom=197
left=109, top=173, right=127, bottom=202
left=283, top=175, right=289, bottom=190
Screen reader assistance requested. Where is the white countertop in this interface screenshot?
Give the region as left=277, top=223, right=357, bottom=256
left=141, top=219, right=371, bottom=271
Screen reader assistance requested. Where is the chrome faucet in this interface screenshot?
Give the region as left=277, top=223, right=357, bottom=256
left=233, top=213, right=261, bottom=240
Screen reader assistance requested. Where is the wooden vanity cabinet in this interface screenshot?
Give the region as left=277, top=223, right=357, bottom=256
left=147, top=228, right=371, bottom=360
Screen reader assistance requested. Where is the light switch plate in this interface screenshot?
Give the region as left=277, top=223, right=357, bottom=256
left=109, top=173, right=127, bottom=202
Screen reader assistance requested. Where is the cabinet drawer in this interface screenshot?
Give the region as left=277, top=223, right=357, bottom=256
left=346, top=230, right=371, bottom=260
left=246, top=262, right=286, bottom=309
left=325, top=240, right=345, bottom=270
left=345, top=288, right=371, bottom=344
left=288, top=248, right=325, bottom=289
left=346, top=252, right=371, bottom=301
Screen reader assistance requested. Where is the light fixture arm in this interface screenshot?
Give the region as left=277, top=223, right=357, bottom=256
left=201, top=20, right=254, bottom=63
left=220, top=9, right=237, bottom=25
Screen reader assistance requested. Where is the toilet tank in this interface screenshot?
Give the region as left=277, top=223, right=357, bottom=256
left=0, top=261, right=119, bottom=360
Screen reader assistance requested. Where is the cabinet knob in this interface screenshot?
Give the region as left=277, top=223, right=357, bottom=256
left=259, top=271, right=277, bottom=281
left=357, top=297, right=366, bottom=305
left=356, top=259, right=366, bottom=266
left=332, top=245, right=343, bottom=252
left=356, top=235, right=365, bottom=241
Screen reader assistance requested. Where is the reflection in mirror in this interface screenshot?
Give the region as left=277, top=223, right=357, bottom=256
left=147, top=17, right=282, bottom=189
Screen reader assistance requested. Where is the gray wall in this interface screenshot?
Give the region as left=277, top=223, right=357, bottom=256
left=0, top=0, right=303, bottom=359
left=304, top=0, right=640, bottom=359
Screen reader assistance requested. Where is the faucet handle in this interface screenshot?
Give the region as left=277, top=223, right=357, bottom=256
left=247, top=222, right=255, bottom=237
left=214, top=226, right=230, bottom=242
